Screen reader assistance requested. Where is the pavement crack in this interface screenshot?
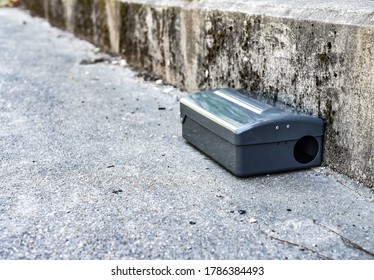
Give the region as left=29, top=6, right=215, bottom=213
left=260, top=230, right=331, bottom=260
left=313, top=220, right=374, bottom=258
left=335, top=179, right=374, bottom=202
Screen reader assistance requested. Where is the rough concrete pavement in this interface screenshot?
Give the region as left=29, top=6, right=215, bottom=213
left=0, top=8, right=373, bottom=260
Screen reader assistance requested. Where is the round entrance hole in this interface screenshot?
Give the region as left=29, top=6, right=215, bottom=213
left=294, top=136, right=319, bottom=164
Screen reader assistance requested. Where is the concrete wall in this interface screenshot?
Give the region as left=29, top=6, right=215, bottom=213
left=20, top=0, right=374, bottom=188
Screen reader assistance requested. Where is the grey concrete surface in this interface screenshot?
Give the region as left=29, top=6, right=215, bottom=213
left=19, top=0, right=374, bottom=188
left=0, top=8, right=374, bottom=260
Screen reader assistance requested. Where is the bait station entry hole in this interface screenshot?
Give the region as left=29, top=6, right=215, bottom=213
left=294, top=136, right=319, bottom=164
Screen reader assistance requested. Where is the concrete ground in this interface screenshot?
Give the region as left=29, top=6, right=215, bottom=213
left=0, top=8, right=373, bottom=260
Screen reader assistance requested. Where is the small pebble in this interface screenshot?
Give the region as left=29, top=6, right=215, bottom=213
left=249, top=218, right=257, bottom=223
left=119, top=59, right=127, bottom=67
left=163, top=87, right=173, bottom=94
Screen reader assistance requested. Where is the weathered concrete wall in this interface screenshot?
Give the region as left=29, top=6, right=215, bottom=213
left=21, top=0, right=120, bottom=52
left=19, top=0, right=374, bottom=187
